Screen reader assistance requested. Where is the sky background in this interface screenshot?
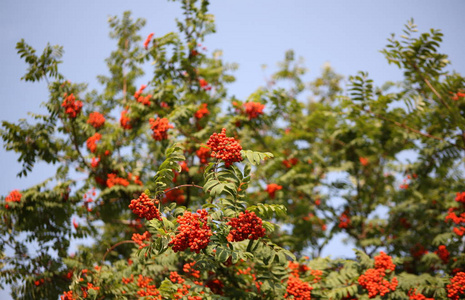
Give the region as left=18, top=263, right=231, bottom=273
left=1, top=0, right=465, bottom=297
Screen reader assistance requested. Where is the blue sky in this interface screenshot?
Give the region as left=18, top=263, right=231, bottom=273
left=1, top=0, right=464, bottom=297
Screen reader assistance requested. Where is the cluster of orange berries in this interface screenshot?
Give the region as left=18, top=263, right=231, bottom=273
left=62, top=93, right=83, bottom=118
left=282, top=157, right=298, bottom=168
left=149, top=117, right=174, bottom=141
left=408, top=289, right=434, bottom=300
left=205, top=278, right=224, bottom=295
left=134, top=84, right=152, bottom=106
left=120, top=109, right=132, bottom=129
left=87, top=111, right=105, bottom=129
left=243, top=101, right=265, bottom=120
left=338, top=212, right=351, bottom=229
left=288, top=261, right=324, bottom=284
left=198, top=78, right=211, bottom=91
left=122, top=274, right=134, bottom=284
left=183, top=262, right=200, bottom=279
left=127, top=172, right=143, bottom=186
left=196, top=144, right=210, bottom=164
left=237, top=267, right=262, bottom=292
left=445, top=192, right=465, bottom=236
left=137, top=275, right=162, bottom=299
left=435, top=245, right=450, bottom=264
left=374, top=251, right=396, bottom=271
left=169, top=271, right=203, bottom=300
left=60, top=291, right=75, bottom=300
left=163, top=188, right=186, bottom=205
left=359, top=157, right=369, bottom=166
left=144, top=33, right=154, bottom=50
left=358, top=252, right=398, bottom=298
left=206, top=128, right=243, bottom=167
left=132, top=231, right=152, bottom=249
left=284, top=275, right=313, bottom=300
left=456, top=192, right=465, bottom=203
left=447, top=272, right=465, bottom=300
left=169, top=209, right=212, bottom=253
left=226, top=210, right=266, bottom=242
left=106, top=173, right=129, bottom=188
left=195, top=103, right=209, bottom=119
left=86, top=133, right=101, bottom=153
left=5, top=189, right=21, bottom=209
left=266, top=183, right=282, bottom=199
left=129, top=193, right=162, bottom=221
left=81, top=283, right=100, bottom=298
left=451, top=91, right=465, bottom=101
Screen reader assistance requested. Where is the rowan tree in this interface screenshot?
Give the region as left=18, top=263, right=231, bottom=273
left=1, top=0, right=465, bottom=299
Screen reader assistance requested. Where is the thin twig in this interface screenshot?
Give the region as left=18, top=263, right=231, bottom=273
left=102, top=240, right=136, bottom=262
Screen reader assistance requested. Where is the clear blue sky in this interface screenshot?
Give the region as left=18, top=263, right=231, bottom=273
left=1, top=0, right=464, bottom=297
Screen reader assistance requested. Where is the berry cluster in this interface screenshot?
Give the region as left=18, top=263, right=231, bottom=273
left=34, top=278, right=45, bottom=286
left=62, top=93, right=83, bottom=118
left=149, top=117, right=174, bottom=141
left=169, top=209, right=212, bottom=253
left=288, top=261, right=310, bottom=278
left=144, top=33, right=154, bottom=50
left=134, top=84, right=152, bottom=106
left=435, top=245, right=450, bottom=264
left=163, top=188, right=186, bottom=205
left=451, top=91, right=465, bottom=101
left=374, top=251, right=396, bottom=271
left=282, top=157, right=298, bottom=168
left=127, top=172, right=143, bottom=186
left=359, top=157, right=369, bottom=166
left=81, top=283, right=100, bottom=298
left=338, top=212, right=351, bottom=229
left=206, top=128, right=243, bottom=167
left=60, top=291, right=75, bottom=300
left=243, top=101, right=265, bottom=120
left=266, top=183, right=282, bottom=199
left=180, top=161, right=189, bottom=173
left=129, top=193, right=162, bottom=221
left=447, top=272, right=465, bottom=300
left=106, top=173, right=129, bottom=188
left=195, top=103, right=209, bottom=119
left=227, top=210, right=266, bottom=242
left=87, top=111, right=105, bottom=129
left=170, top=271, right=185, bottom=284
left=237, top=267, right=262, bottom=292
left=284, top=275, right=313, bottom=300
left=456, top=191, right=465, bottom=203
left=206, top=278, right=224, bottom=295
left=358, top=268, right=398, bottom=298
left=122, top=274, right=134, bottom=284
left=120, top=109, right=132, bottom=129
left=86, top=133, right=101, bottom=153
left=196, top=144, right=211, bottom=164
left=199, top=78, right=211, bottom=91
left=408, top=289, right=434, bottom=300
left=183, top=262, right=200, bottom=279
left=5, top=189, right=21, bottom=209
left=91, top=157, right=100, bottom=168
left=132, top=231, right=152, bottom=249
left=445, top=207, right=465, bottom=236
left=137, top=275, right=162, bottom=299
left=358, top=252, right=398, bottom=298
